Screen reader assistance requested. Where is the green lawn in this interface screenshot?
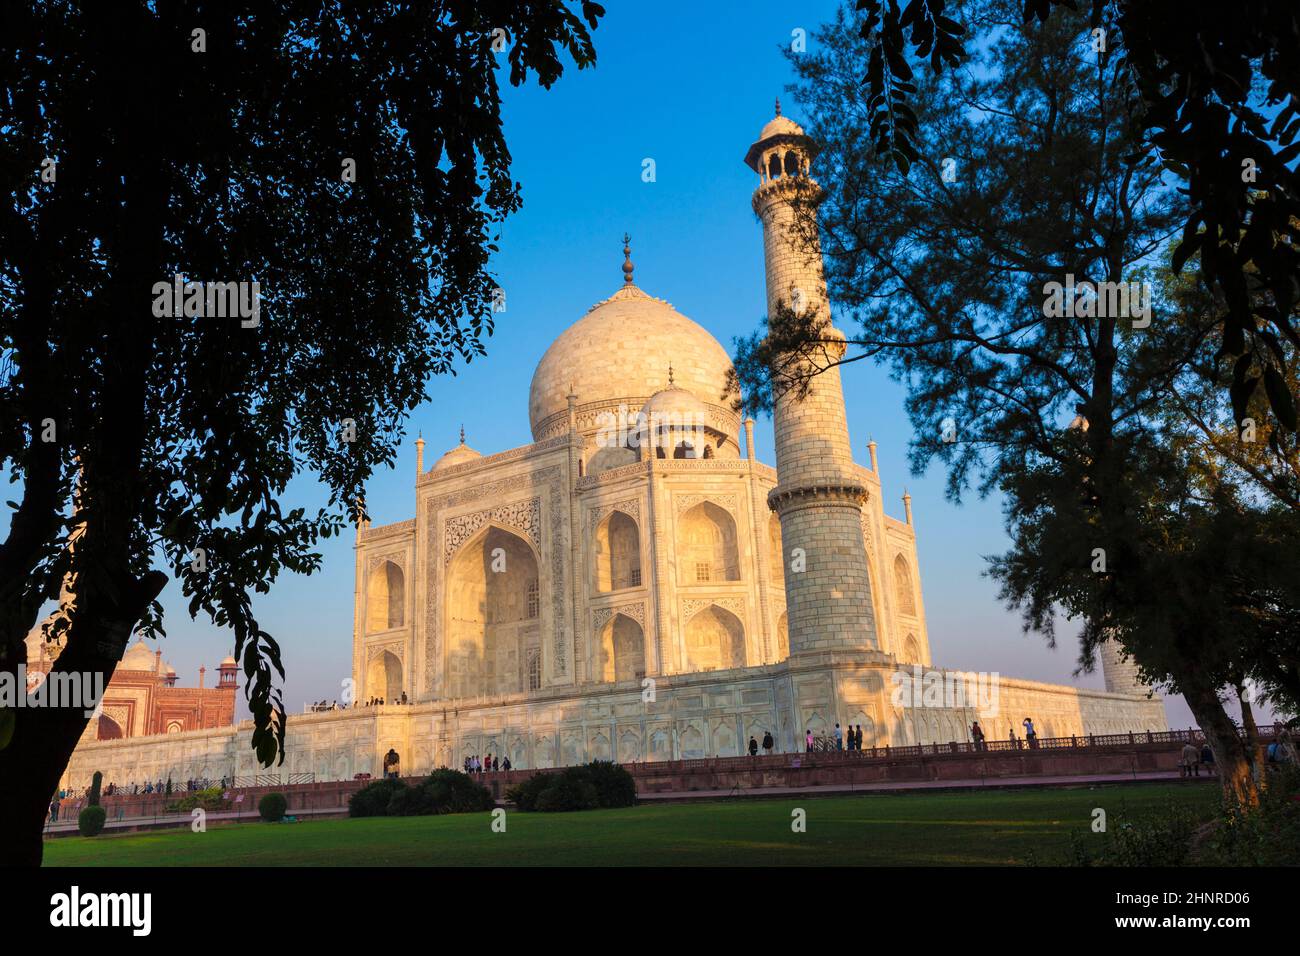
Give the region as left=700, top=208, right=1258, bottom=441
left=43, top=782, right=1218, bottom=867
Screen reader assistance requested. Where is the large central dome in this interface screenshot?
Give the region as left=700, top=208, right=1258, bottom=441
left=529, top=281, right=739, bottom=442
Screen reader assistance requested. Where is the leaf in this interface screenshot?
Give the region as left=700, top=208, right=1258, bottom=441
left=1264, top=365, right=1298, bottom=431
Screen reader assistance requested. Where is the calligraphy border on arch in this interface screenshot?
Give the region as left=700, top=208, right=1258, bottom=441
left=423, top=465, right=567, bottom=692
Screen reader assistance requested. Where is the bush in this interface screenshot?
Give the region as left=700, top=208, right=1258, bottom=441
left=422, top=769, right=494, bottom=813
left=88, top=771, right=102, bottom=807
left=349, top=778, right=407, bottom=818
left=510, top=762, right=636, bottom=812
left=258, top=792, right=288, bottom=822
left=349, top=771, right=493, bottom=818
left=577, top=760, right=637, bottom=809
left=166, top=786, right=227, bottom=813
left=78, top=805, right=107, bottom=837
left=506, top=773, right=554, bottom=812
left=534, top=775, right=598, bottom=813
left=1066, top=800, right=1203, bottom=866
left=1203, top=768, right=1300, bottom=865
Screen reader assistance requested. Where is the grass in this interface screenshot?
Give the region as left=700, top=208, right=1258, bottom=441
left=43, top=782, right=1219, bottom=867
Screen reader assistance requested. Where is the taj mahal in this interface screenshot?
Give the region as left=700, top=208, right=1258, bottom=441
left=59, top=106, right=1166, bottom=789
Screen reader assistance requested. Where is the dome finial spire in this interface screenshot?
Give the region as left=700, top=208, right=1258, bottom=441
left=774, top=96, right=781, bottom=116
left=668, top=363, right=675, bottom=386
left=459, top=424, right=465, bottom=445
left=622, top=233, right=634, bottom=285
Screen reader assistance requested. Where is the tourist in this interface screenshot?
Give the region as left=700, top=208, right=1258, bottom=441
left=492, top=755, right=499, bottom=772
left=463, top=756, right=471, bottom=773
left=1181, top=742, right=1200, bottom=778
left=49, top=798, right=60, bottom=822
left=1200, top=743, right=1214, bottom=775
left=805, top=729, right=813, bottom=752
left=502, top=756, right=512, bottom=771
left=1009, top=727, right=1018, bottom=748
left=834, top=723, right=843, bottom=751
left=762, top=730, right=774, bottom=755
left=1022, top=717, right=1037, bottom=749
left=971, top=721, right=985, bottom=751
left=748, top=736, right=759, bottom=757
left=855, top=724, right=864, bottom=750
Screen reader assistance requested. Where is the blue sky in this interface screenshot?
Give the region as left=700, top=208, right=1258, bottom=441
left=144, top=1, right=1195, bottom=728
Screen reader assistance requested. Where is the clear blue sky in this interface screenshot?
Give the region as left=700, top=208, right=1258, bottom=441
left=148, top=1, right=1194, bottom=728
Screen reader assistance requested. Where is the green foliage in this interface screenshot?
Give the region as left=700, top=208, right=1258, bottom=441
left=350, top=771, right=492, bottom=817
left=166, top=787, right=226, bottom=813
left=349, top=779, right=407, bottom=818
left=88, top=771, right=102, bottom=807
left=572, top=760, right=637, bottom=809
left=1066, top=800, right=1203, bottom=867
left=77, top=805, right=107, bottom=837
left=510, top=762, right=636, bottom=812
left=534, top=776, right=599, bottom=813
left=855, top=0, right=1300, bottom=428
left=0, top=2, right=607, bottom=802
left=258, top=792, right=288, bottom=823
left=1203, top=768, right=1300, bottom=865
left=506, top=773, right=555, bottom=812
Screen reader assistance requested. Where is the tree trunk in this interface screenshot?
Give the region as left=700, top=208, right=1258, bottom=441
left=0, top=570, right=165, bottom=867
left=1182, top=681, right=1258, bottom=807
left=1237, top=685, right=1266, bottom=790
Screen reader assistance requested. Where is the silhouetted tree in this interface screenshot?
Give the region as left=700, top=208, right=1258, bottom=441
left=854, top=0, right=1300, bottom=432
left=0, top=0, right=603, bottom=866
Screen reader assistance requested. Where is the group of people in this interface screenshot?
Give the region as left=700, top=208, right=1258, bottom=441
left=747, top=731, right=776, bottom=755
left=463, top=754, right=511, bottom=773
left=800, top=723, right=868, bottom=752
left=359, top=693, right=409, bottom=707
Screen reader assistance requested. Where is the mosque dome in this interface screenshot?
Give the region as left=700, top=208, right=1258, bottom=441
left=432, top=429, right=483, bottom=472
left=529, top=239, right=737, bottom=443
left=121, top=638, right=157, bottom=671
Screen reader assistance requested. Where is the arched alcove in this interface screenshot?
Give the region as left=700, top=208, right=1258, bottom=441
left=446, top=525, right=540, bottom=698
left=684, top=604, right=746, bottom=671
left=768, top=513, right=785, bottom=588
left=893, top=554, right=917, bottom=616
left=677, top=501, right=740, bottom=584
left=594, top=510, right=641, bottom=592
left=903, top=633, right=921, bottom=663
left=595, top=612, right=645, bottom=683
left=97, top=714, right=123, bottom=741
left=366, top=560, right=405, bottom=631
left=366, top=649, right=403, bottom=702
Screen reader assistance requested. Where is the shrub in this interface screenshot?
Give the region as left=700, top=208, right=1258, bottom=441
left=577, top=760, right=637, bottom=808
left=510, top=762, right=635, bottom=812
left=88, top=771, right=102, bottom=807
left=421, top=769, right=494, bottom=813
left=1066, top=800, right=1203, bottom=866
left=506, top=772, right=554, bottom=812
left=258, top=792, right=288, bottom=822
left=78, top=805, right=107, bottom=837
left=534, top=775, right=598, bottom=813
left=349, top=778, right=408, bottom=818
left=166, top=787, right=227, bottom=813
left=1203, top=768, right=1300, bottom=865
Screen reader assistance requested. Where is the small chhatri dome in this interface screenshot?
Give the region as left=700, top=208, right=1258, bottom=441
left=121, top=638, right=157, bottom=671
left=641, top=383, right=709, bottom=423
left=745, top=98, right=819, bottom=173
left=220, top=655, right=237, bottom=668
left=432, top=426, right=483, bottom=471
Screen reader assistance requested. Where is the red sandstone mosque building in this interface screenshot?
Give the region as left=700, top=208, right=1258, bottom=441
left=26, top=634, right=238, bottom=741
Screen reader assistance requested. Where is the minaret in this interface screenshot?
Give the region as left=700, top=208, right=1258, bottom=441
left=745, top=100, right=879, bottom=655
